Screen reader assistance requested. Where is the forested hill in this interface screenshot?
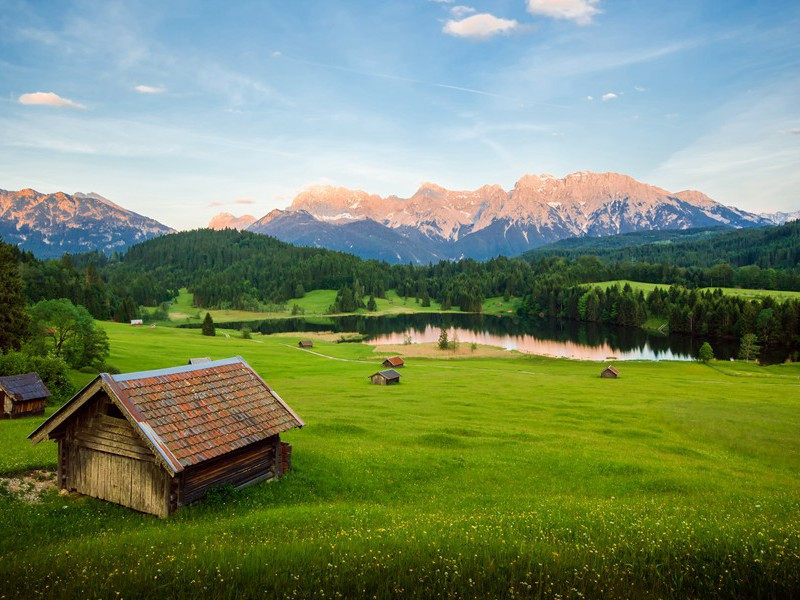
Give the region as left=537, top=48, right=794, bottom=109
left=528, top=226, right=733, bottom=254
left=526, top=221, right=800, bottom=270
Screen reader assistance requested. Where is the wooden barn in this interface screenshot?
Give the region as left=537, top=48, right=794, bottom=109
left=1, top=373, right=50, bottom=419
left=370, top=369, right=401, bottom=385
left=29, top=357, right=304, bottom=517
left=600, top=365, right=620, bottom=378
left=298, top=340, right=313, bottom=348
left=382, top=356, right=405, bottom=369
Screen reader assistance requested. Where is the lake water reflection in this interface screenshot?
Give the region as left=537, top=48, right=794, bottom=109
left=211, top=313, right=739, bottom=361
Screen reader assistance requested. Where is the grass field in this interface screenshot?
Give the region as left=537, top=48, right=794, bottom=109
left=147, top=288, right=486, bottom=325
left=1, top=323, right=799, bottom=598
left=591, top=280, right=800, bottom=301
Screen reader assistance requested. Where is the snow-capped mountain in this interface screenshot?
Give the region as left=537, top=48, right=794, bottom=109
left=208, top=213, right=257, bottom=231
left=0, top=188, right=174, bottom=258
left=248, top=171, right=771, bottom=263
left=760, top=210, right=800, bottom=225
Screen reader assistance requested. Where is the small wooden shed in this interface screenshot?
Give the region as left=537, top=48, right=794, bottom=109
left=29, top=357, right=304, bottom=517
left=600, top=365, right=619, bottom=378
left=370, top=369, right=401, bottom=385
left=188, top=357, right=211, bottom=365
left=1, top=373, right=50, bottom=419
left=298, top=340, right=313, bottom=348
left=382, top=356, right=405, bottom=368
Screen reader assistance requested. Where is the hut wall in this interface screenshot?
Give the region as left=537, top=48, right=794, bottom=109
left=370, top=374, right=386, bottom=385
left=600, top=370, right=618, bottom=378
left=179, top=435, right=280, bottom=507
left=61, top=393, right=170, bottom=517
left=3, top=395, right=46, bottom=418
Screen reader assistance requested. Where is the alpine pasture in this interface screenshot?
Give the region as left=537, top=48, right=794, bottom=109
left=1, top=323, right=799, bottom=598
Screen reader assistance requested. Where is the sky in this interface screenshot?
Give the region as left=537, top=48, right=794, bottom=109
left=0, top=0, right=798, bottom=229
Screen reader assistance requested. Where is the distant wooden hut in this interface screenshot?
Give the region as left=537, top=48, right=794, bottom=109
left=188, top=357, right=211, bottom=365
left=1, top=373, right=50, bottom=419
left=600, top=365, right=620, bottom=378
left=370, top=369, right=401, bottom=385
left=298, top=340, right=313, bottom=348
left=382, top=356, right=405, bottom=368
left=130, top=319, right=143, bottom=326
left=29, top=357, right=304, bottom=517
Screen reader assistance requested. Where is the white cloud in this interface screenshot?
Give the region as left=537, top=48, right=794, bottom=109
left=785, top=127, right=800, bottom=135
left=526, top=0, right=601, bottom=25
left=235, top=198, right=256, bottom=204
left=586, top=95, right=593, bottom=101
left=271, top=51, right=282, bottom=58
left=134, top=84, right=165, bottom=94
left=18, top=92, right=85, bottom=109
left=450, top=5, right=476, bottom=18
left=601, top=92, right=618, bottom=101
left=634, top=85, right=646, bottom=92
left=443, top=13, right=519, bottom=39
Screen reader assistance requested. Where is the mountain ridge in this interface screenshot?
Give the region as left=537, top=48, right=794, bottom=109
left=248, top=171, right=773, bottom=263
left=0, top=188, right=174, bottom=258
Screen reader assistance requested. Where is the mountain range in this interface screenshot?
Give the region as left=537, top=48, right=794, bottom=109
left=3, top=171, right=796, bottom=262
left=0, top=189, right=173, bottom=258
left=245, top=172, right=773, bottom=262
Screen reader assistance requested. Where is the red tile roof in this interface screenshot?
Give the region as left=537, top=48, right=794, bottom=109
left=383, top=356, right=404, bottom=367
left=102, top=357, right=304, bottom=470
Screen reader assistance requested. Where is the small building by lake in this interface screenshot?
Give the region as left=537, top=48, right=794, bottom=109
left=1, top=373, right=50, bottom=419
left=298, top=340, right=313, bottom=348
left=370, top=369, right=401, bottom=385
left=600, top=365, right=620, bottom=378
left=29, top=357, right=304, bottom=517
left=382, top=356, right=404, bottom=368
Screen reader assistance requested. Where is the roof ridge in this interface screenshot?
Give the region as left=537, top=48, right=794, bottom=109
left=111, top=356, right=246, bottom=382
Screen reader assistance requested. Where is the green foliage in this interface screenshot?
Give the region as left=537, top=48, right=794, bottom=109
left=0, top=241, right=29, bottom=353
left=367, top=295, right=377, bottom=311
left=739, top=333, right=761, bottom=362
left=26, top=299, right=109, bottom=369
left=698, top=342, right=714, bottom=363
left=240, top=327, right=252, bottom=340
left=438, top=328, right=449, bottom=350
left=201, top=312, right=215, bottom=337
left=0, top=351, right=75, bottom=405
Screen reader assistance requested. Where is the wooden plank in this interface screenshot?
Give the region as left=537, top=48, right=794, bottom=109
left=74, top=438, right=154, bottom=462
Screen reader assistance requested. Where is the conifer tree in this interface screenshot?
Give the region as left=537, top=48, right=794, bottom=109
left=202, top=312, right=216, bottom=336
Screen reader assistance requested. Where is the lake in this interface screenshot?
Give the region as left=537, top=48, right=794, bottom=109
left=206, top=313, right=750, bottom=361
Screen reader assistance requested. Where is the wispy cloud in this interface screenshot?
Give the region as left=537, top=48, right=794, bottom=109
left=235, top=198, right=255, bottom=204
left=450, top=6, right=476, bottom=18
left=785, top=128, right=800, bottom=135
left=526, top=0, right=601, bottom=25
left=601, top=92, right=618, bottom=101
left=18, top=92, right=85, bottom=109
left=443, top=13, right=519, bottom=39
left=134, top=84, right=166, bottom=94
left=634, top=85, right=647, bottom=92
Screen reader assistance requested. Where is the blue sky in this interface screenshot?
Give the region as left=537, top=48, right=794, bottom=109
left=1, top=0, right=798, bottom=228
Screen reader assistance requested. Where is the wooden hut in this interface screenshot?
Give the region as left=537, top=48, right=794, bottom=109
left=370, top=369, right=401, bottom=385
left=600, top=365, right=619, bottom=378
left=382, top=356, right=405, bottom=368
left=188, top=357, right=211, bottom=365
left=28, top=357, right=304, bottom=517
left=1, top=373, right=50, bottom=419
left=298, top=340, right=313, bottom=348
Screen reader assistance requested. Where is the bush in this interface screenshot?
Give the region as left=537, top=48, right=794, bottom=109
left=0, top=351, right=75, bottom=405
left=241, top=327, right=252, bottom=339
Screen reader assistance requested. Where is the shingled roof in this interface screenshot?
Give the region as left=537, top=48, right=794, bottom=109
left=0, top=373, right=50, bottom=402
left=30, top=357, right=304, bottom=473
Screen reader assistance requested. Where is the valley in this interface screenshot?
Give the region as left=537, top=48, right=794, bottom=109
left=1, top=323, right=799, bottom=598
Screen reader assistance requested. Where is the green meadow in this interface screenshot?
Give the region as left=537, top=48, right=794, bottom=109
left=592, top=279, right=800, bottom=301
left=1, top=322, right=799, bottom=598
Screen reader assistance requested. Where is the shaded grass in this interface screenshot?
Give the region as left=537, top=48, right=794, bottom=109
left=1, top=323, right=799, bottom=598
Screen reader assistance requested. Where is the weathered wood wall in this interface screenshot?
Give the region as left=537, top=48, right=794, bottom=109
left=1, top=392, right=45, bottom=418
left=179, top=436, right=280, bottom=507
left=60, top=392, right=170, bottom=517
